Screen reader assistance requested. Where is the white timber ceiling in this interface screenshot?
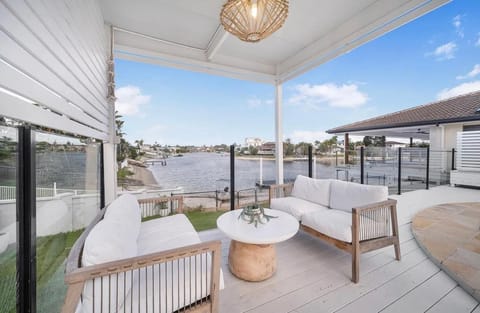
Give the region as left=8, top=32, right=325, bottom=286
left=100, top=0, right=450, bottom=84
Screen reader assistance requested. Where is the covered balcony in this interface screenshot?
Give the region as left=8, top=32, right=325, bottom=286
left=0, top=0, right=479, bottom=312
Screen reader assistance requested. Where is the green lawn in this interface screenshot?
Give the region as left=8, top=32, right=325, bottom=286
left=142, top=210, right=225, bottom=232
left=184, top=210, right=225, bottom=231
left=0, top=230, right=83, bottom=313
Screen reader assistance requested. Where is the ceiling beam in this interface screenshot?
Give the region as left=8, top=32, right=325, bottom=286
left=115, top=45, right=276, bottom=84
left=206, top=26, right=229, bottom=61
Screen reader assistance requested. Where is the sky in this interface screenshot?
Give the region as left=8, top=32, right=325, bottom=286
left=115, top=0, right=480, bottom=146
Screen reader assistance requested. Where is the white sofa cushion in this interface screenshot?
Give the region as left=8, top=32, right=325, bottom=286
left=329, top=180, right=388, bottom=213
left=104, top=194, right=141, bottom=239
left=302, top=209, right=353, bottom=243
left=271, top=196, right=329, bottom=221
left=81, top=218, right=137, bottom=313
left=291, top=175, right=331, bottom=207
left=137, top=214, right=200, bottom=255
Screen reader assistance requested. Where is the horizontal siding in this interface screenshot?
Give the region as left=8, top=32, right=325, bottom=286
left=0, top=0, right=110, bottom=140
left=457, top=131, right=480, bottom=172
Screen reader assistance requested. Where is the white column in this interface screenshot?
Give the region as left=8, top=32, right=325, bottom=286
left=259, top=157, right=263, bottom=185
left=275, top=83, right=284, bottom=184
left=103, top=142, right=117, bottom=204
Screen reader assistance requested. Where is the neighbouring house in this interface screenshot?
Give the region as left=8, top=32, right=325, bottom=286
left=327, top=90, right=480, bottom=186
left=244, top=137, right=264, bottom=147
left=385, top=140, right=408, bottom=149
left=258, top=142, right=276, bottom=155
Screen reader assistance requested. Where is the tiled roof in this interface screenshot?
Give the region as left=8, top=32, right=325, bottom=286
left=327, top=90, right=480, bottom=134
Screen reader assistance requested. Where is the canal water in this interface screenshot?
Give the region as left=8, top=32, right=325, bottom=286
left=149, top=152, right=337, bottom=192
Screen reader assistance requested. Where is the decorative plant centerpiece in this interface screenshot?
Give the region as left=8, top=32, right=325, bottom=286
left=238, top=204, right=277, bottom=227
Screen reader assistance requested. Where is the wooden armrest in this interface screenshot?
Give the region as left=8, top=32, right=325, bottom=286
left=65, top=240, right=221, bottom=284
left=352, top=199, right=399, bottom=242
left=352, top=199, right=397, bottom=214
left=268, top=183, right=294, bottom=203
left=62, top=240, right=221, bottom=313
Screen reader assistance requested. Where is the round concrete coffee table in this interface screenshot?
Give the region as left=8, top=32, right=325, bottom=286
left=216, top=209, right=299, bottom=282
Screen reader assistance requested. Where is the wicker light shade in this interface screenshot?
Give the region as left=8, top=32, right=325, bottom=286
left=220, top=0, right=289, bottom=42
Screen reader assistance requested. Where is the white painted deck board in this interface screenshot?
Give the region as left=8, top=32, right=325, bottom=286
left=425, top=286, right=478, bottom=313
left=197, top=186, right=480, bottom=313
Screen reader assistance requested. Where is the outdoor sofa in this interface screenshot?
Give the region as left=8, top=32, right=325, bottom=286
left=62, top=194, right=223, bottom=313
left=269, top=175, right=401, bottom=283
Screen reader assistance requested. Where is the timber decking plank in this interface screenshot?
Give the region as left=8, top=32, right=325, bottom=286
left=425, top=286, right=478, bottom=313
left=289, top=245, right=425, bottom=313
left=380, top=271, right=457, bottom=313
left=326, top=259, right=440, bottom=313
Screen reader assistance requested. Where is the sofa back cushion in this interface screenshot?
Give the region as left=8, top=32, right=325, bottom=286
left=104, top=193, right=141, bottom=239
left=329, top=180, right=388, bottom=213
left=81, top=218, right=137, bottom=313
left=291, top=175, right=331, bottom=207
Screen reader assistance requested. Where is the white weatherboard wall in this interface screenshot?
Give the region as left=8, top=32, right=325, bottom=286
left=0, top=0, right=118, bottom=202
left=0, top=0, right=111, bottom=140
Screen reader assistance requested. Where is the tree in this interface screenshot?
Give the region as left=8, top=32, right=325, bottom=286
left=284, top=138, right=295, bottom=156
left=248, top=145, right=258, bottom=155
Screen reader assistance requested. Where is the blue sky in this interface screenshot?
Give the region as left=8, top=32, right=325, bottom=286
left=115, top=0, right=480, bottom=146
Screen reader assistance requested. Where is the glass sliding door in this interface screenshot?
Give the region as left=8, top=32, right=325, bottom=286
left=34, top=131, right=101, bottom=313
left=0, top=125, right=18, bottom=313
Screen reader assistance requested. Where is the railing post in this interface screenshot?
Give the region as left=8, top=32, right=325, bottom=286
left=360, top=146, right=364, bottom=184
left=397, top=147, right=402, bottom=195
left=308, top=145, right=313, bottom=178
left=426, top=147, right=430, bottom=190
left=230, top=145, right=235, bottom=211
left=335, top=151, right=338, bottom=167
left=254, top=188, right=258, bottom=204
left=215, top=190, right=218, bottom=210
left=451, top=148, right=455, bottom=170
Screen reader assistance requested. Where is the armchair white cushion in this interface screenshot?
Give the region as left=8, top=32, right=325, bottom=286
left=302, top=210, right=353, bottom=242
left=104, top=193, right=142, bottom=239
left=270, top=196, right=329, bottom=221
left=329, top=180, right=388, bottom=213
left=291, top=175, right=332, bottom=207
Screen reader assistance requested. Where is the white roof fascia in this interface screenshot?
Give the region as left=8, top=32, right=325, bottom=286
left=115, top=45, right=277, bottom=84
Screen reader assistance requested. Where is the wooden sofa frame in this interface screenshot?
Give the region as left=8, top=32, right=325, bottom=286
left=62, top=196, right=222, bottom=313
left=269, top=183, right=401, bottom=283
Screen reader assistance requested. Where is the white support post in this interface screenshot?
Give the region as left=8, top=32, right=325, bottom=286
left=313, top=156, right=317, bottom=179
left=103, top=142, right=117, bottom=204
left=259, top=157, right=263, bottom=185
left=104, top=25, right=118, bottom=205
left=275, top=83, right=284, bottom=184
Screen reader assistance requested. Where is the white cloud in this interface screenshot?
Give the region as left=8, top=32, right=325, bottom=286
left=288, top=83, right=369, bottom=109
left=427, top=42, right=457, bottom=60
left=456, top=64, right=480, bottom=80
left=247, top=96, right=273, bottom=108
left=289, top=130, right=332, bottom=144
left=115, top=85, right=151, bottom=116
left=452, top=15, right=464, bottom=38
left=437, top=81, right=480, bottom=100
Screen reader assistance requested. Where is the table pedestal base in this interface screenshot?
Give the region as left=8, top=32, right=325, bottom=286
left=228, top=240, right=276, bottom=282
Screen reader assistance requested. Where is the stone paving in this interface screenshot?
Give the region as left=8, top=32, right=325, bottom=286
left=412, top=202, right=480, bottom=302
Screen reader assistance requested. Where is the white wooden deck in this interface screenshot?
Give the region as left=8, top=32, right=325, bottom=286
left=199, top=186, right=480, bottom=313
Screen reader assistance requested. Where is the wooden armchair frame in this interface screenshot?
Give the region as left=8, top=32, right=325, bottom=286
left=269, top=183, right=400, bottom=283
left=62, top=196, right=222, bottom=313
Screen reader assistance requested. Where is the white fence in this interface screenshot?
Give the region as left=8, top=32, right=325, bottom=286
left=0, top=185, right=98, bottom=201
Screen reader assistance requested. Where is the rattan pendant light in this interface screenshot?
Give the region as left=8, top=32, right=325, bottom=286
left=220, top=0, right=289, bottom=42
